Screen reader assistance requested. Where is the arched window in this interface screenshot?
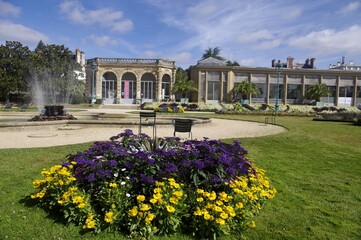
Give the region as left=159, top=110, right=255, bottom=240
left=102, top=72, right=117, bottom=104
left=141, top=73, right=156, bottom=100
left=161, top=74, right=171, bottom=100
left=121, top=72, right=137, bottom=104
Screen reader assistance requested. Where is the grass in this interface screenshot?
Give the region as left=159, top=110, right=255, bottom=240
left=0, top=115, right=360, bottom=239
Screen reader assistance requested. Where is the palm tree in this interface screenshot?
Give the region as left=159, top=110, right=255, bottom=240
left=202, top=47, right=225, bottom=60
left=306, top=83, right=330, bottom=102
left=231, top=81, right=259, bottom=102
left=171, top=68, right=198, bottom=99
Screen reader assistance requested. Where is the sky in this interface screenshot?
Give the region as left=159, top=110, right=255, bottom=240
left=1, top=0, right=361, bottom=69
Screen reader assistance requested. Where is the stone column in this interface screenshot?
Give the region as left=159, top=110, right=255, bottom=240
left=284, top=73, right=288, bottom=105
left=335, top=76, right=340, bottom=106
left=266, top=73, right=270, bottom=105
left=353, top=76, right=357, bottom=106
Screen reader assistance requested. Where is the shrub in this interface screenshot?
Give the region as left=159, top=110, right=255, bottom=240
left=30, top=130, right=276, bottom=239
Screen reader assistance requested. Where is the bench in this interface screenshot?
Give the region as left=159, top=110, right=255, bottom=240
left=265, top=115, right=276, bottom=125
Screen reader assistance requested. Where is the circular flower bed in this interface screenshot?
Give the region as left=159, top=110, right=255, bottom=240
left=30, top=129, right=276, bottom=239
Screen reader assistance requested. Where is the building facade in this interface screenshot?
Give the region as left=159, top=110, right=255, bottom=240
left=85, top=58, right=176, bottom=104
left=190, top=57, right=361, bottom=106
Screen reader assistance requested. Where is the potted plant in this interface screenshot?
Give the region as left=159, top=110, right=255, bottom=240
left=306, top=83, right=330, bottom=106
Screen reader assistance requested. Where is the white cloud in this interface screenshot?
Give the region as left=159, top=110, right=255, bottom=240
left=237, top=29, right=274, bottom=43
left=0, top=0, right=21, bottom=17
left=288, top=25, right=361, bottom=55
left=339, top=1, right=360, bottom=14
left=256, top=39, right=282, bottom=50
left=89, top=35, right=117, bottom=47
left=0, top=20, right=49, bottom=46
left=283, top=6, right=303, bottom=19
left=59, top=0, right=133, bottom=33
left=143, top=50, right=159, bottom=58
left=111, top=20, right=133, bottom=33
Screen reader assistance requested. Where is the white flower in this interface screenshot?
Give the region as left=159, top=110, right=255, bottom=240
left=126, top=193, right=130, bottom=198
left=121, top=181, right=126, bottom=185
left=121, top=168, right=126, bottom=172
left=114, top=172, right=119, bottom=177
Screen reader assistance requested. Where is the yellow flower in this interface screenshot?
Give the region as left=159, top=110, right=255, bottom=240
left=213, top=206, right=223, bottom=212
left=78, top=203, right=86, bottom=209
left=169, top=197, right=178, bottom=204
left=173, top=191, right=183, bottom=198
left=236, top=202, right=244, bottom=209
left=208, top=191, right=217, bottom=200
left=140, top=204, right=151, bottom=212
left=196, top=189, right=204, bottom=194
left=166, top=205, right=175, bottom=213
left=216, top=218, right=225, bottom=225
left=196, top=197, right=204, bottom=202
left=154, top=193, right=163, bottom=200
left=109, top=182, right=117, bottom=188
left=203, top=213, right=211, bottom=220
left=72, top=196, right=84, bottom=204
left=137, top=195, right=146, bottom=202
left=155, top=181, right=165, bottom=187
left=145, top=213, right=156, bottom=224
left=194, top=208, right=202, bottom=216
left=105, top=212, right=115, bottom=223
left=153, top=187, right=162, bottom=193
left=220, top=212, right=228, bottom=219
left=248, top=221, right=256, bottom=228
left=128, top=207, right=138, bottom=217
left=150, top=198, right=157, bottom=204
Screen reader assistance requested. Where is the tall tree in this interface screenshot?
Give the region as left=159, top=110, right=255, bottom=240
left=171, top=68, right=198, bottom=99
left=0, top=41, right=31, bottom=101
left=202, top=47, right=225, bottom=60
left=29, top=41, right=81, bottom=104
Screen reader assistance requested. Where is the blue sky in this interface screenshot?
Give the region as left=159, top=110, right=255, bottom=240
left=1, top=0, right=361, bottom=69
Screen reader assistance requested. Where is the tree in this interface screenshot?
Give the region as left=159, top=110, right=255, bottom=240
left=231, top=80, right=259, bottom=102
left=306, top=83, right=330, bottom=102
left=226, top=60, right=240, bottom=66
left=28, top=41, right=82, bottom=104
left=202, top=47, right=225, bottom=60
left=171, top=68, right=198, bottom=99
left=0, top=41, right=31, bottom=101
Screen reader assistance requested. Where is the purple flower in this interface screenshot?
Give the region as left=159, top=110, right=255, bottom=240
left=164, top=163, right=178, bottom=173
left=108, top=160, right=117, bottom=167
left=193, top=160, right=205, bottom=170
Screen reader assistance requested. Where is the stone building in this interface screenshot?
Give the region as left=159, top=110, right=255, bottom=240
left=85, top=58, right=176, bottom=104
left=189, top=57, right=361, bottom=106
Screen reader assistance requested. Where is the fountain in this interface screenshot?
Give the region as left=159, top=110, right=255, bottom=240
left=27, top=67, right=78, bottom=121
left=28, top=105, right=77, bottom=121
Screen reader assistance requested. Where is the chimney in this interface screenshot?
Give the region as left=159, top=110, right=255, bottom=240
left=271, top=59, right=276, bottom=67
left=310, top=58, right=315, bottom=69
left=287, top=56, right=294, bottom=69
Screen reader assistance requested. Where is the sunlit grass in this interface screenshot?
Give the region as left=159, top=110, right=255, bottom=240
left=0, top=115, right=360, bottom=239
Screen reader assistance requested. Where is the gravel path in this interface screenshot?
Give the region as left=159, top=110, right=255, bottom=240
left=0, top=117, right=285, bottom=149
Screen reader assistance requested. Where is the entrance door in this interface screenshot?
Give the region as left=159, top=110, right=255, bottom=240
left=121, top=80, right=136, bottom=104
left=102, top=80, right=116, bottom=104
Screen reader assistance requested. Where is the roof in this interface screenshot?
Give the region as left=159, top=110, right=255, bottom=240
left=196, top=57, right=227, bottom=66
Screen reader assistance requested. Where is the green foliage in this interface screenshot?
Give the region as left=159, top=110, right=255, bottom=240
left=306, top=83, right=330, bottom=102
left=202, top=47, right=225, bottom=61
left=231, top=81, right=260, bottom=100
left=171, top=68, right=198, bottom=98
left=0, top=41, right=31, bottom=100
left=28, top=41, right=81, bottom=104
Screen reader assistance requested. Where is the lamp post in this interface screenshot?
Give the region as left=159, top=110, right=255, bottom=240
left=91, top=60, right=96, bottom=104
left=275, top=60, right=282, bottom=112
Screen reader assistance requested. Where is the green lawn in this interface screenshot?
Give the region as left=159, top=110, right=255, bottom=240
left=0, top=115, right=360, bottom=239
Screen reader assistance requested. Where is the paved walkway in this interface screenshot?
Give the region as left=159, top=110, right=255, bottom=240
left=0, top=109, right=285, bottom=149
